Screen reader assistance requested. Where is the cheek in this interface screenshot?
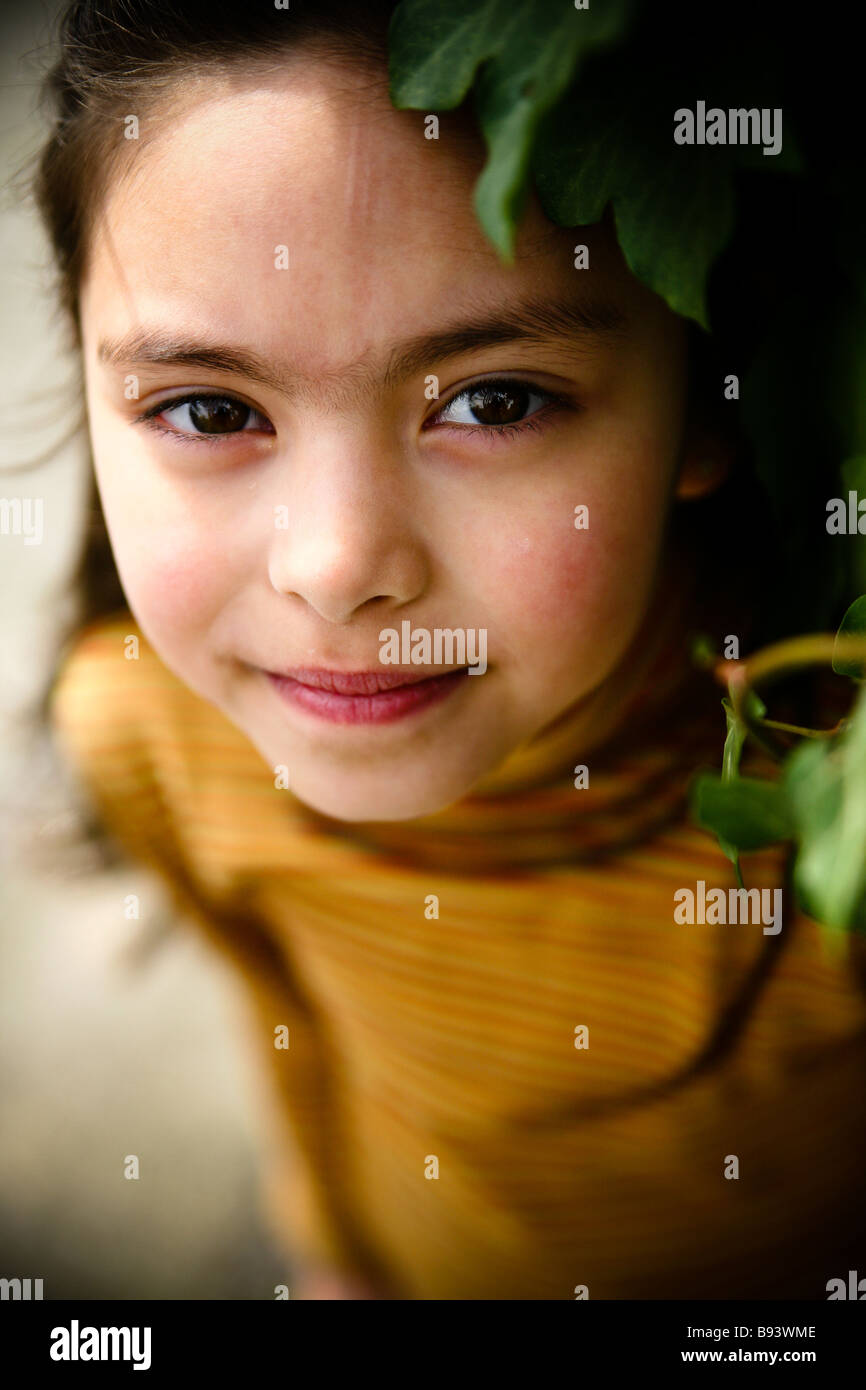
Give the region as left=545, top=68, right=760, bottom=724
left=122, top=547, right=223, bottom=638
left=476, top=453, right=671, bottom=659
left=89, top=417, right=248, bottom=644
left=94, top=469, right=232, bottom=642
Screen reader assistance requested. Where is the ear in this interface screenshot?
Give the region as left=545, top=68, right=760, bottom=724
left=673, top=433, right=732, bottom=500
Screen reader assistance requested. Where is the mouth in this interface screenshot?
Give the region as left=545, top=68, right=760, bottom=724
left=262, top=665, right=471, bottom=725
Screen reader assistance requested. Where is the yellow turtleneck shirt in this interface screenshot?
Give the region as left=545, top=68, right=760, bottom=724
left=49, top=601, right=866, bottom=1300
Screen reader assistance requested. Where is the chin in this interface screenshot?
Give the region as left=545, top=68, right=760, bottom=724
left=291, top=776, right=466, bottom=824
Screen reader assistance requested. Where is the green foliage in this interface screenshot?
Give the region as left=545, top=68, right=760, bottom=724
left=782, top=687, right=866, bottom=931
left=532, top=82, right=733, bottom=328
left=389, top=0, right=632, bottom=263
left=691, top=678, right=866, bottom=932
left=692, top=774, right=793, bottom=852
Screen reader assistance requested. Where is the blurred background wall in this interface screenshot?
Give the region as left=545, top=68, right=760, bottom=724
left=0, top=0, right=287, bottom=1298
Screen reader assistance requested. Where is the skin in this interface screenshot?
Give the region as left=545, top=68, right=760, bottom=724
left=79, top=55, right=723, bottom=825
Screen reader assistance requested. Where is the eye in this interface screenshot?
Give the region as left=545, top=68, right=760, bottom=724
left=428, top=378, right=565, bottom=436
left=137, top=393, right=274, bottom=441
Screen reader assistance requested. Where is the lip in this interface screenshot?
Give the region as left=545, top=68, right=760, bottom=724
left=264, top=665, right=470, bottom=725
left=269, top=667, right=458, bottom=695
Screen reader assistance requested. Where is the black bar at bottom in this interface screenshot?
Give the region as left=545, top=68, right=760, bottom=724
left=1, top=1298, right=862, bottom=1375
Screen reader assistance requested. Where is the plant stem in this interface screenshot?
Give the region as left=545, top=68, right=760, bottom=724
left=721, top=634, right=866, bottom=747
left=760, top=717, right=843, bottom=739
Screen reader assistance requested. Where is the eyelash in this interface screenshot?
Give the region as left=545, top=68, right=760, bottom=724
left=426, top=379, right=570, bottom=442
left=133, top=379, right=572, bottom=447
left=133, top=394, right=272, bottom=448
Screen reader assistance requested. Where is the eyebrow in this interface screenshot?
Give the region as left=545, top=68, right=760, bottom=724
left=97, top=293, right=629, bottom=406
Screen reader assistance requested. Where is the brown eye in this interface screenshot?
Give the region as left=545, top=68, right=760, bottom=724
left=141, top=393, right=274, bottom=441
left=187, top=396, right=251, bottom=433
left=465, top=383, right=531, bottom=425
left=432, top=378, right=555, bottom=433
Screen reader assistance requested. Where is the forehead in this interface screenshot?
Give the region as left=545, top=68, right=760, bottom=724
left=81, top=59, right=648, bottom=367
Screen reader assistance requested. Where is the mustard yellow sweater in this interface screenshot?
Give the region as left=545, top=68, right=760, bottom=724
left=51, top=613, right=866, bottom=1299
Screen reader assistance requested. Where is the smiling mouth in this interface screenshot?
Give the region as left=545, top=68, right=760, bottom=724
left=263, top=665, right=470, bottom=724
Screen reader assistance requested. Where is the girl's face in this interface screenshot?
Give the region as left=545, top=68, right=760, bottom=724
left=79, top=58, right=695, bottom=821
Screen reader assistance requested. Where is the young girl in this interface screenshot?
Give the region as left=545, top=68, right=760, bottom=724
left=35, top=0, right=866, bottom=1298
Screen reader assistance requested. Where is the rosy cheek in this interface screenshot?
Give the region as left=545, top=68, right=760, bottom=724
left=118, top=542, right=222, bottom=636
left=479, top=495, right=635, bottom=640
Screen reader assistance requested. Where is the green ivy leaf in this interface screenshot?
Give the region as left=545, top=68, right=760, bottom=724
left=388, top=0, right=511, bottom=110
left=531, top=72, right=735, bottom=328
left=691, top=773, right=793, bottom=852
left=471, top=1, right=632, bottom=260
left=782, top=685, right=866, bottom=930
left=833, top=594, right=866, bottom=679
left=389, top=0, right=633, bottom=260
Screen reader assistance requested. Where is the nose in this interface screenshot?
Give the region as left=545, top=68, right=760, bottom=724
left=266, top=430, right=429, bottom=624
